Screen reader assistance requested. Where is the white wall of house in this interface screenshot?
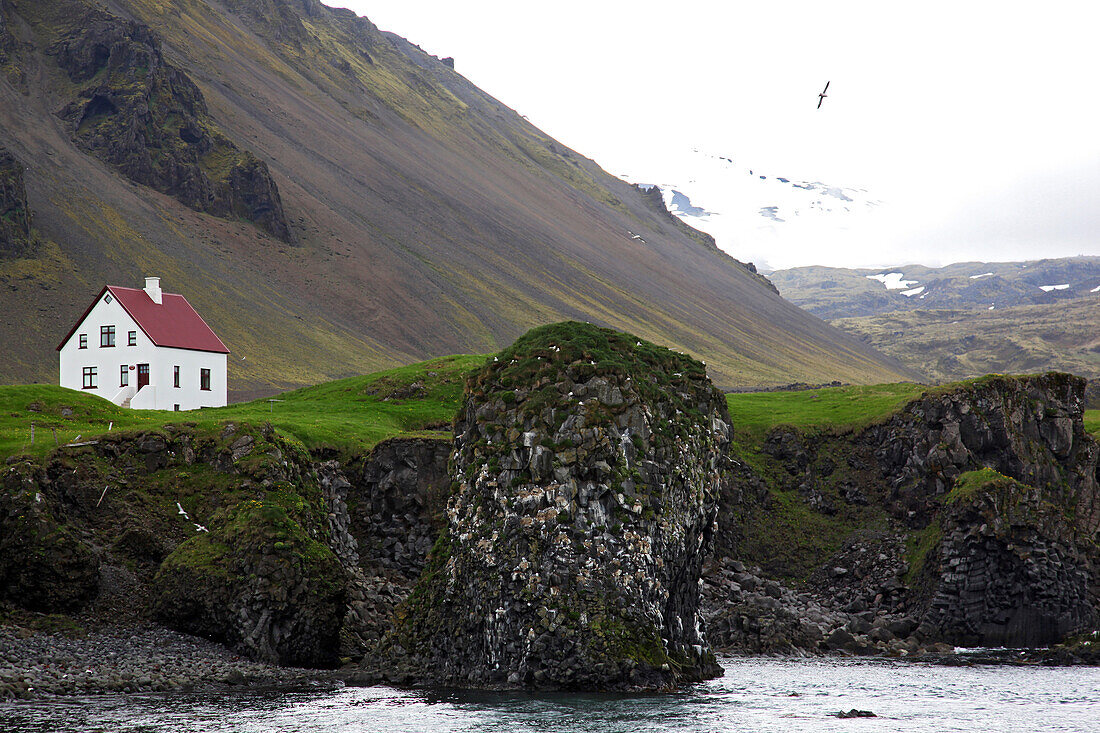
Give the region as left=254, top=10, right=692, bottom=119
left=58, top=290, right=228, bottom=411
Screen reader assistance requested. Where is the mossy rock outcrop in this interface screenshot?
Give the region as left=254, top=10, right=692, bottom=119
left=0, top=461, right=99, bottom=612
left=23, top=0, right=293, bottom=242
left=391, top=322, right=730, bottom=690
left=914, top=469, right=1096, bottom=646
left=0, top=147, right=33, bottom=258
left=864, top=373, right=1100, bottom=526
left=153, top=500, right=346, bottom=667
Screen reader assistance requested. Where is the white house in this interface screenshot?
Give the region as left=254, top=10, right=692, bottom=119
left=57, top=277, right=229, bottom=411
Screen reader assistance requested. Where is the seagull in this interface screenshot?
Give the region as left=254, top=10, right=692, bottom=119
left=817, top=81, right=830, bottom=109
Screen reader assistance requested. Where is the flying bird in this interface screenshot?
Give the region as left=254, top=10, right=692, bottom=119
left=817, top=81, right=830, bottom=109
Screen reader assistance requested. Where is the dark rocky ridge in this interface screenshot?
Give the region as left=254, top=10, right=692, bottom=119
left=388, top=323, right=729, bottom=689
left=29, top=0, right=293, bottom=242
left=0, top=145, right=32, bottom=257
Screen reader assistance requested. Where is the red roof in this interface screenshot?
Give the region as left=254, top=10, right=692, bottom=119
left=57, top=286, right=230, bottom=354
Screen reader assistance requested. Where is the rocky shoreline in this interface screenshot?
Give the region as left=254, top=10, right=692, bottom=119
left=0, top=624, right=343, bottom=700
left=3, top=620, right=1098, bottom=701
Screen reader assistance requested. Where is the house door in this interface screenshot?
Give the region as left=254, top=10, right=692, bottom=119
left=137, top=364, right=150, bottom=389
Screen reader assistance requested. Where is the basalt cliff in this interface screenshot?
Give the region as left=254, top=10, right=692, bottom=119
left=2, top=326, right=1099, bottom=698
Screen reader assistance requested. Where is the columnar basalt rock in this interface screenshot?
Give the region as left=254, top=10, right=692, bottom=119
left=864, top=373, right=1100, bottom=527
left=392, top=322, right=731, bottom=690
left=916, top=470, right=1096, bottom=647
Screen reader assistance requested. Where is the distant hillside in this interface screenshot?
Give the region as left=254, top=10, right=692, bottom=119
left=0, top=0, right=915, bottom=398
left=832, top=299, right=1100, bottom=404
left=770, top=256, right=1100, bottom=320
left=769, top=257, right=1099, bottom=405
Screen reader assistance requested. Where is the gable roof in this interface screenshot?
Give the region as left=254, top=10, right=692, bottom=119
left=57, top=286, right=230, bottom=354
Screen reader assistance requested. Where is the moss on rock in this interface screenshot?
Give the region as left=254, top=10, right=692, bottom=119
left=153, top=498, right=346, bottom=667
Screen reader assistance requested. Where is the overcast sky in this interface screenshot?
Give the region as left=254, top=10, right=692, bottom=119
left=330, top=1, right=1100, bottom=270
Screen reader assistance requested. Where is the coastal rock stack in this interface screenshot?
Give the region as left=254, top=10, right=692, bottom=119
left=392, top=322, right=730, bottom=689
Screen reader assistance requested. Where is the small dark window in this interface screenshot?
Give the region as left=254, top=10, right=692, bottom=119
left=101, top=325, right=115, bottom=347
left=174, top=404, right=180, bottom=412
left=200, top=368, right=211, bottom=391
left=82, top=366, right=97, bottom=389
left=128, top=331, right=137, bottom=346
left=173, top=366, right=180, bottom=388
left=79, top=334, right=87, bottom=349
left=120, top=365, right=129, bottom=387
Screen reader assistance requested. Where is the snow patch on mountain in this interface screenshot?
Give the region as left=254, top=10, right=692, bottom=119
left=622, top=147, right=883, bottom=270
left=1039, top=284, right=1070, bottom=292
left=969, top=272, right=994, bottom=279
left=867, top=273, right=920, bottom=290
left=901, top=286, right=925, bottom=297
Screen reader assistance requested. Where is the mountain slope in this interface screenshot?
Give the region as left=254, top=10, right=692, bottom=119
left=0, top=0, right=916, bottom=396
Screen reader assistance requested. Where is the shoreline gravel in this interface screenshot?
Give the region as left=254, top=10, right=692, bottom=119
left=0, top=625, right=342, bottom=700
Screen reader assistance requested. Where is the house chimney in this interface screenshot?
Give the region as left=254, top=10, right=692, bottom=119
left=145, top=277, right=162, bottom=305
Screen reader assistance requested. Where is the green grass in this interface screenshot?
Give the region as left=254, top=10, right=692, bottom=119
left=943, top=467, right=1015, bottom=505
left=1086, top=410, right=1099, bottom=440
left=0, top=354, right=484, bottom=460
left=725, top=382, right=926, bottom=440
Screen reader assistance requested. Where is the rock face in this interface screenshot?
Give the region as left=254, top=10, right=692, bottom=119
left=0, top=147, right=32, bottom=257
left=865, top=373, right=1099, bottom=525
left=153, top=499, right=346, bottom=667
left=332, top=439, right=451, bottom=659
left=712, top=372, right=1100, bottom=654
left=0, top=461, right=99, bottom=611
left=393, top=322, right=730, bottom=690
left=916, top=470, right=1096, bottom=647
left=39, top=0, right=293, bottom=242
left=347, top=438, right=450, bottom=580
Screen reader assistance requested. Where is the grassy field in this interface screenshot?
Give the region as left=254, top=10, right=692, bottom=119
left=4, top=363, right=1096, bottom=463
left=725, top=382, right=927, bottom=440
left=0, top=355, right=484, bottom=460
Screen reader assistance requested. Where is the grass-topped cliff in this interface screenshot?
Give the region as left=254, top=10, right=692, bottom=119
left=2, top=323, right=1099, bottom=678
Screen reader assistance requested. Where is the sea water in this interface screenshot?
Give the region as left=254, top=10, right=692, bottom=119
left=3, top=656, right=1099, bottom=732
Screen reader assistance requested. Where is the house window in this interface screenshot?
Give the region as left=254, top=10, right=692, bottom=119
left=82, top=366, right=97, bottom=389
left=79, top=334, right=87, bottom=349
left=120, top=365, right=129, bottom=387
left=101, top=325, right=115, bottom=347
left=200, top=368, right=211, bottom=391
left=128, top=331, right=137, bottom=346
left=174, top=366, right=180, bottom=388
